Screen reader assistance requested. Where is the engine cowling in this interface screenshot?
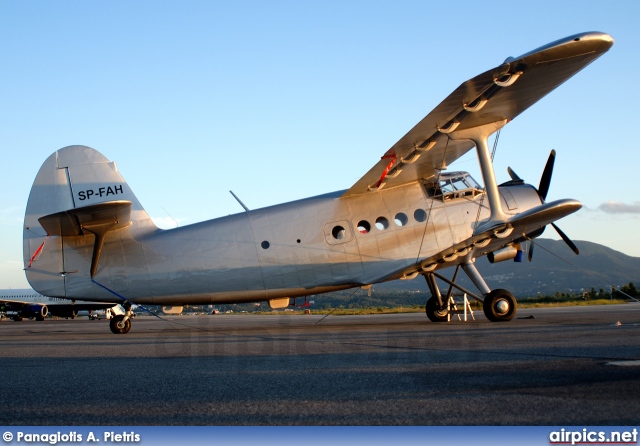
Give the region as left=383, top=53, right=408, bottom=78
left=21, top=304, right=48, bottom=319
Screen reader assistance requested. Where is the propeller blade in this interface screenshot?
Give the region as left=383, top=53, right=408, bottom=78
left=507, top=167, right=522, bottom=181
left=528, top=241, right=534, bottom=262
left=551, top=222, right=579, bottom=255
left=538, top=150, right=556, bottom=201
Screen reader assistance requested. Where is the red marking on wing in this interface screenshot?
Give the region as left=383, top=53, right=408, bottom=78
left=375, top=152, right=397, bottom=189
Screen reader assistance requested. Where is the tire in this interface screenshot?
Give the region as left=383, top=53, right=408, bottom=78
left=109, top=315, right=132, bottom=334
left=483, top=289, right=517, bottom=322
left=425, top=296, right=448, bottom=322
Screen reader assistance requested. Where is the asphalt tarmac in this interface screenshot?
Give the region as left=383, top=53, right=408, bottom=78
left=1, top=304, right=639, bottom=425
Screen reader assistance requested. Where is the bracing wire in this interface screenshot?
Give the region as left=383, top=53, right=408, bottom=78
left=414, top=138, right=450, bottom=264
left=530, top=240, right=640, bottom=302
left=315, top=286, right=363, bottom=324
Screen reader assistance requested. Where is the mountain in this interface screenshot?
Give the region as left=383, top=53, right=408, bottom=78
left=374, top=238, right=640, bottom=297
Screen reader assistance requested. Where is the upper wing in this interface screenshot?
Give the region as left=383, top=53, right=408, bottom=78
left=344, top=32, right=613, bottom=197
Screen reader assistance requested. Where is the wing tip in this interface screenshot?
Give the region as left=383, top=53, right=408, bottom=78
left=513, top=31, right=614, bottom=63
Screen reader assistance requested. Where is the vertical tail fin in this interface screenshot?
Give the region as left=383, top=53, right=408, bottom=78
left=23, top=145, right=157, bottom=296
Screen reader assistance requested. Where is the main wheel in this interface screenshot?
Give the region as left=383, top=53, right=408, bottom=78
left=483, top=289, right=517, bottom=322
left=425, top=296, right=448, bottom=322
left=109, top=315, right=131, bottom=334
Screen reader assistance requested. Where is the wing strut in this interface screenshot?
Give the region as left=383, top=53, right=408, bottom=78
left=449, top=119, right=508, bottom=234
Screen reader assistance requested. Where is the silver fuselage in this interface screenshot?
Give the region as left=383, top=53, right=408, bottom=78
left=28, top=179, right=541, bottom=305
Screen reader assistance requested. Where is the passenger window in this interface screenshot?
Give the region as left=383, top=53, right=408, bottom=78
left=394, top=213, right=408, bottom=227
left=414, top=209, right=427, bottom=222
left=375, top=217, right=389, bottom=230
left=357, top=220, right=371, bottom=234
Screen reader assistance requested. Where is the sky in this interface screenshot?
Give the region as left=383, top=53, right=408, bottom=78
left=0, top=1, right=638, bottom=288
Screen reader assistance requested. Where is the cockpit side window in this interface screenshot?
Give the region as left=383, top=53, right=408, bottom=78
left=440, top=179, right=455, bottom=193
left=450, top=178, right=466, bottom=190
left=425, top=172, right=483, bottom=200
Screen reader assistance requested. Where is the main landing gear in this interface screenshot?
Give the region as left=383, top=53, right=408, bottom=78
left=423, top=261, right=517, bottom=322
left=109, top=303, right=133, bottom=334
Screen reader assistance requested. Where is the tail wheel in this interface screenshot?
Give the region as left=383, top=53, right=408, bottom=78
left=109, top=315, right=131, bottom=334
left=425, top=297, right=448, bottom=322
left=483, top=289, right=517, bottom=322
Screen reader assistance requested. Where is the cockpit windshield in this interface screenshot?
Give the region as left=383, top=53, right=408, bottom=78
left=426, top=172, right=483, bottom=200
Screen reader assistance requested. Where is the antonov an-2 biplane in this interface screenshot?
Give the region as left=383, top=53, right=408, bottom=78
left=23, top=32, right=613, bottom=334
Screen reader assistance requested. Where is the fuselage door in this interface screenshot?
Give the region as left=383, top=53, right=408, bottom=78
left=323, top=220, right=354, bottom=245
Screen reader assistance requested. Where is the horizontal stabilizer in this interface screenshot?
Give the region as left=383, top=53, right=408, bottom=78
left=38, top=201, right=132, bottom=237
left=38, top=200, right=134, bottom=278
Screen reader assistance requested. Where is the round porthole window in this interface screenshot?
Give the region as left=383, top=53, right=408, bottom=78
left=414, top=209, right=427, bottom=222
left=357, top=220, right=371, bottom=234
left=332, top=225, right=346, bottom=240
left=394, top=212, right=408, bottom=227
left=375, top=216, right=389, bottom=230
left=261, top=241, right=270, bottom=249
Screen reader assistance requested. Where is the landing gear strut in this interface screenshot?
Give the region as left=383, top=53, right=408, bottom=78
left=424, top=271, right=449, bottom=322
left=422, top=262, right=518, bottom=322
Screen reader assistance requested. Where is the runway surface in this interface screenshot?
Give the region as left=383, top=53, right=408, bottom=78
left=1, top=304, right=640, bottom=425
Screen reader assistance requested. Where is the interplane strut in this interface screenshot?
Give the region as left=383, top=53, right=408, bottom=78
left=449, top=120, right=508, bottom=234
